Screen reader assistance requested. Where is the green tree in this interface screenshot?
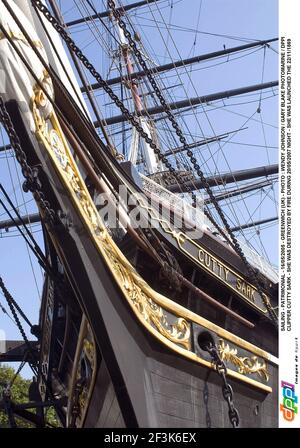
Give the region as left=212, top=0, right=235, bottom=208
left=0, top=364, right=60, bottom=428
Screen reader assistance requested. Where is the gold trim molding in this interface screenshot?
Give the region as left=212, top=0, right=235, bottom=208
left=111, top=177, right=275, bottom=317
left=67, top=316, right=97, bottom=427
left=218, top=339, right=269, bottom=382
left=31, top=81, right=274, bottom=393
left=32, top=81, right=191, bottom=352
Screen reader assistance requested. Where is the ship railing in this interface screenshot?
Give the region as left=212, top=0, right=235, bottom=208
left=141, top=174, right=278, bottom=284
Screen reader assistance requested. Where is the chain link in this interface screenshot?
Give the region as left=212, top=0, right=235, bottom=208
left=0, top=276, right=38, bottom=372
left=204, top=341, right=240, bottom=428
left=0, top=97, right=68, bottom=413
left=31, top=0, right=277, bottom=324
left=0, top=98, right=55, bottom=225
left=0, top=98, right=57, bottom=371
left=30, top=2, right=194, bottom=194
left=0, top=277, right=30, bottom=348
left=106, top=0, right=278, bottom=323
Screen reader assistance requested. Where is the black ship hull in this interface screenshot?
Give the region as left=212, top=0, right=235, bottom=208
left=4, top=97, right=278, bottom=428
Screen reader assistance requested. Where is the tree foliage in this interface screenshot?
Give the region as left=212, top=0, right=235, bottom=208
left=0, top=364, right=60, bottom=428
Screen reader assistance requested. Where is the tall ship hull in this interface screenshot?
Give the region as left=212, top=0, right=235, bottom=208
left=0, top=0, right=278, bottom=428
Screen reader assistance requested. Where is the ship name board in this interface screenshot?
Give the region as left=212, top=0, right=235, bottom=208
left=198, top=248, right=256, bottom=302
left=174, top=232, right=270, bottom=314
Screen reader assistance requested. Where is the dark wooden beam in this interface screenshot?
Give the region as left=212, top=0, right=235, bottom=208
left=84, top=38, right=278, bottom=92
left=0, top=213, right=40, bottom=231
left=231, top=216, right=278, bottom=232
left=162, top=128, right=247, bottom=158
left=204, top=178, right=276, bottom=204
left=65, top=0, right=160, bottom=27
left=0, top=341, right=38, bottom=362
left=0, top=172, right=278, bottom=229
left=169, top=164, right=278, bottom=193
left=95, top=80, right=278, bottom=126
left=0, top=144, right=11, bottom=153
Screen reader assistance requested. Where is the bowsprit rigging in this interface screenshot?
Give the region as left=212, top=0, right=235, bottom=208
left=0, top=0, right=278, bottom=429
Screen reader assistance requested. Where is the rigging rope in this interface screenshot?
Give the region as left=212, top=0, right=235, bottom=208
left=0, top=277, right=33, bottom=329
left=0, top=190, right=48, bottom=275
left=107, top=0, right=278, bottom=323
left=142, top=0, right=278, bottom=258
left=0, top=0, right=277, bottom=324
left=25, top=0, right=278, bottom=324
left=143, top=1, right=274, bottom=243
left=0, top=276, right=38, bottom=376
left=0, top=295, right=18, bottom=326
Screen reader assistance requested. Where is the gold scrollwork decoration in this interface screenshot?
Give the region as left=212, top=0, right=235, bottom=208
left=218, top=339, right=269, bottom=382
left=32, top=81, right=191, bottom=352
left=30, top=78, right=276, bottom=393
left=67, top=317, right=97, bottom=427
left=101, top=239, right=191, bottom=349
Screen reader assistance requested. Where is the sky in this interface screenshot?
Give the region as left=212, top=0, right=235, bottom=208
left=0, top=0, right=278, bottom=378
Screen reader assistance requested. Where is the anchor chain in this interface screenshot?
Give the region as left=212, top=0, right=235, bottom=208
left=204, top=341, right=240, bottom=428
left=0, top=276, right=39, bottom=375
left=30, top=0, right=277, bottom=324
left=106, top=0, right=278, bottom=324
left=0, top=99, right=56, bottom=372
left=0, top=98, right=55, bottom=225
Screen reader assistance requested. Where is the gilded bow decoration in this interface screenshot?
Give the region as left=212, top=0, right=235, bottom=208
left=218, top=339, right=269, bottom=382
left=32, top=80, right=191, bottom=352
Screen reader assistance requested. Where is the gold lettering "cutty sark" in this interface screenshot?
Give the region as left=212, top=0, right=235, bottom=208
left=198, top=249, right=256, bottom=302
left=171, top=232, right=270, bottom=314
